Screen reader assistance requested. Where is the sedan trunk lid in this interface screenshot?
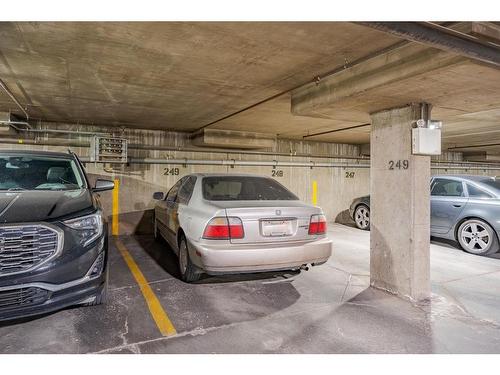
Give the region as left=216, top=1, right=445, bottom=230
left=219, top=200, right=321, bottom=244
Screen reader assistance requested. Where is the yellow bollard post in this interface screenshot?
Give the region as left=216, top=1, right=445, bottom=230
left=312, top=180, right=318, bottom=206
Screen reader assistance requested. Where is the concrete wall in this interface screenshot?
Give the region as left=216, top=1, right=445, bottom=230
left=1, top=123, right=369, bottom=234
left=2, top=122, right=499, bottom=235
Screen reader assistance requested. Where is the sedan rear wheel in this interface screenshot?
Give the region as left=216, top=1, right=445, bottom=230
left=458, top=219, right=499, bottom=256
left=354, top=205, right=370, bottom=231
left=178, top=236, right=201, bottom=283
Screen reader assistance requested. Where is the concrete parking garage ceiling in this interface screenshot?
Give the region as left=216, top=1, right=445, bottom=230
left=0, top=22, right=499, bottom=151
left=0, top=22, right=400, bottom=128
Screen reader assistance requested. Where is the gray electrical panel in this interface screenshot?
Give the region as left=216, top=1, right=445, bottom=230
left=89, top=136, right=128, bottom=163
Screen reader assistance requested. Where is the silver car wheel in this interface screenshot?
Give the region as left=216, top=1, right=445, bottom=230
left=355, top=205, right=370, bottom=230
left=179, top=240, right=188, bottom=275
left=459, top=220, right=493, bottom=254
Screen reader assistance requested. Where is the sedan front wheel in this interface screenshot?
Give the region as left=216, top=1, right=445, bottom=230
left=457, top=219, right=499, bottom=256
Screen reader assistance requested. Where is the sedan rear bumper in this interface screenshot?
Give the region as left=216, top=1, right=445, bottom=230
left=189, top=237, right=332, bottom=274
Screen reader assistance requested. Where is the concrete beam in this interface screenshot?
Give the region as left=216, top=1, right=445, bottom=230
left=291, top=43, right=464, bottom=118
left=471, top=22, right=500, bottom=44
left=463, top=152, right=500, bottom=162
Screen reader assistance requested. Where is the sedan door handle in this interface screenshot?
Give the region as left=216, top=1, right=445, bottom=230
left=452, top=204, right=462, bottom=208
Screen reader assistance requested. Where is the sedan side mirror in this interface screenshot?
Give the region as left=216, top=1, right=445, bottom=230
left=153, top=192, right=164, bottom=200
left=93, top=179, right=115, bottom=192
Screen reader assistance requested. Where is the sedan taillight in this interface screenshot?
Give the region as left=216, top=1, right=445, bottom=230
left=308, top=214, right=327, bottom=235
left=203, top=217, right=244, bottom=240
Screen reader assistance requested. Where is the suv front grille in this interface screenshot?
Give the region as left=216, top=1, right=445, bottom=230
left=0, top=225, right=61, bottom=275
left=0, top=287, right=50, bottom=311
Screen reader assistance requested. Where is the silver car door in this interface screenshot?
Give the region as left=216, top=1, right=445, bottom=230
left=159, top=178, right=184, bottom=246
left=430, top=178, right=468, bottom=234
left=175, top=176, right=197, bottom=234
left=165, top=177, right=187, bottom=249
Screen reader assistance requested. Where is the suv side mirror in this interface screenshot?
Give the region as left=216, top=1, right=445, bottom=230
left=93, top=179, right=115, bottom=192
left=153, top=192, right=164, bottom=200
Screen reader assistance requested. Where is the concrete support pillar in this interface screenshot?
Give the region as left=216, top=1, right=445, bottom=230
left=370, top=103, right=431, bottom=302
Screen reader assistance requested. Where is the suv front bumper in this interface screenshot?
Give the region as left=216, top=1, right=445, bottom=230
left=0, top=233, right=108, bottom=322
left=0, top=273, right=106, bottom=322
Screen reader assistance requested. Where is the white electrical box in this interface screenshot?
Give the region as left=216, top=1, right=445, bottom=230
left=412, top=127, right=441, bottom=155
left=90, top=136, right=128, bottom=163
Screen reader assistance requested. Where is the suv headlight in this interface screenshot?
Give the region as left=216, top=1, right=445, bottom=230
left=64, top=212, right=104, bottom=246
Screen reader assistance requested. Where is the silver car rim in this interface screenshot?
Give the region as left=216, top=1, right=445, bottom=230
left=460, top=221, right=491, bottom=254
left=355, top=206, right=370, bottom=229
left=179, top=240, right=188, bottom=274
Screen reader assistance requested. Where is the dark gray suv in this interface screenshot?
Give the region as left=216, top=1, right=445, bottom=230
left=0, top=150, right=114, bottom=321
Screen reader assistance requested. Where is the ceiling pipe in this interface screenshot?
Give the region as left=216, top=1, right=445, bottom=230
left=129, top=143, right=368, bottom=160
left=2, top=137, right=500, bottom=169
left=75, top=156, right=500, bottom=171
left=0, top=138, right=88, bottom=148
left=0, top=78, right=30, bottom=122
left=303, top=123, right=371, bottom=139
left=80, top=157, right=372, bottom=169
left=357, top=22, right=500, bottom=67
left=6, top=122, right=113, bottom=137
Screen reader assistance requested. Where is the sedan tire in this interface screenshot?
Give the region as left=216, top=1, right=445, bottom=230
left=457, top=219, right=499, bottom=256
left=354, top=205, right=370, bottom=231
left=153, top=218, right=160, bottom=241
left=178, top=236, right=201, bottom=283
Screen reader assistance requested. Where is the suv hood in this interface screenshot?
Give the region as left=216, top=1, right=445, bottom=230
left=0, top=190, right=93, bottom=223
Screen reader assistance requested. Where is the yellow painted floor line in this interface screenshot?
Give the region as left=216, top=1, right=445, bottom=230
left=114, top=239, right=177, bottom=337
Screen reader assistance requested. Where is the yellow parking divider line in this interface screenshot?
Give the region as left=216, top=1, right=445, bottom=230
left=312, top=180, right=318, bottom=206
left=112, top=179, right=119, bottom=236
left=115, top=239, right=177, bottom=337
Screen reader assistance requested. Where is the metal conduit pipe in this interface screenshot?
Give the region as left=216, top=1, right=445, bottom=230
left=357, top=22, right=500, bottom=67
left=0, top=136, right=368, bottom=160
left=0, top=138, right=89, bottom=148
left=77, top=157, right=500, bottom=171
left=3, top=138, right=500, bottom=170
left=7, top=122, right=112, bottom=137
left=128, top=143, right=368, bottom=160
left=80, top=157, right=371, bottom=169
left=2, top=137, right=500, bottom=170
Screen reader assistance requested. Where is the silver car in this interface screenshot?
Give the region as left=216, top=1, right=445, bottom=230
left=153, top=174, right=332, bottom=282
left=349, top=175, right=500, bottom=256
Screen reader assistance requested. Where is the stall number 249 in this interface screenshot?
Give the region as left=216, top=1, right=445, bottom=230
left=388, top=160, right=409, bottom=170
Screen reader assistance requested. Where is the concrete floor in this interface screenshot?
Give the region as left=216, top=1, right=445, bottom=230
left=1, top=224, right=500, bottom=353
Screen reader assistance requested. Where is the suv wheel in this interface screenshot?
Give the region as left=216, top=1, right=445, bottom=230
left=354, top=205, right=370, bottom=231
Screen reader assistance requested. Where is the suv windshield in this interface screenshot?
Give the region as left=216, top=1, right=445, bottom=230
left=0, top=154, right=85, bottom=191
left=202, top=176, right=299, bottom=201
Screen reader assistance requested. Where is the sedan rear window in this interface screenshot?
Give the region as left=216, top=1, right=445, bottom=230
left=202, top=176, right=299, bottom=201
left=480, top=179, right=500, bottom=193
